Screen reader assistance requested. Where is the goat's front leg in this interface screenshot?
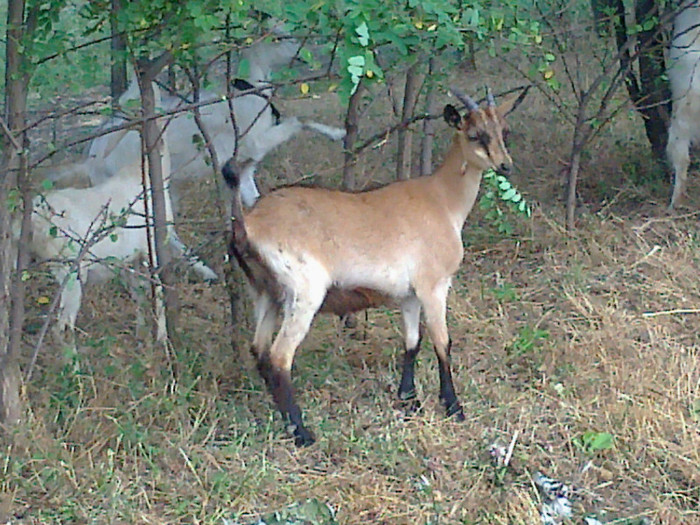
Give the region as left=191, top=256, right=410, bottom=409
left=419, top=285, right=465, bottom=421
left=54, top=267, right=82, bottom=353
left=397, top=296, right=423, bottom=414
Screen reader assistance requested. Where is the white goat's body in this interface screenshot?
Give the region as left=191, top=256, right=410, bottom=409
left=28, top=82, right=178, bottom=343
left=32, top=164, right=172, bottom=342
left=227, top=92, right=521, bottom=445
left=86, top=40, right=345, bottom=208
left=667, top=1, right=700, bottom=207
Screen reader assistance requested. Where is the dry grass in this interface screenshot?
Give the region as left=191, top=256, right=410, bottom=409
left=3, top=54, right=700, bottom=525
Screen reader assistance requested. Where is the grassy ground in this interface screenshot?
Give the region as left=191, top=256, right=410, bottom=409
left=2, top=52, right=700, bottom=525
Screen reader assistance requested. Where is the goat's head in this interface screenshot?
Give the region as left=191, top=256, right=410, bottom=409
left=444, top=88, right=522, bottom=175
left=242, top=39, right=302, bottom=81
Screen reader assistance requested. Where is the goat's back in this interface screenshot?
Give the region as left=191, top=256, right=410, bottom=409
left=244, top=178, right=462, bottom=278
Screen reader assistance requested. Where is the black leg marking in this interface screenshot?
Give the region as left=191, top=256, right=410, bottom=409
left=398, top=331, right=423, bottom=407
left=255, top=352, right=315, bottom=446
left=437, top=340, right=465, bottom=421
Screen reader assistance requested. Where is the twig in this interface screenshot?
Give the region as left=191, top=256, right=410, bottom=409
left=504, top=430, right=519, bottom=467
left=642, top=308, right=700, bottom=318
left=0, top=116, right=22, bottom=151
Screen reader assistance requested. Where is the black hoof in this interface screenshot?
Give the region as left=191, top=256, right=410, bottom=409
left=398, top=392, right=422, bottom=415
left=443, top=400, right=465, bottom=421
left=291, top=425, right=316, bottom=447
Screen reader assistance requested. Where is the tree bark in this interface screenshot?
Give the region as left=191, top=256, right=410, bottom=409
left=0, top=0, right=29, bottom=430
left=396, top=62, right=421, bottom=180
left=110, top=0, right=127, bottom=100
left=342, top=84, right=363, bottom=190
left=612, top=0, right=671, bottom=162
left=135, top=57, right=178, bottom=343
left=420, top=58, right=437, bottom=177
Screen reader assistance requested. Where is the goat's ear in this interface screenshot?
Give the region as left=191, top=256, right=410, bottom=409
left=496, top=86, right=530, bottom=117
left=444, top=104, right=462, bottom=129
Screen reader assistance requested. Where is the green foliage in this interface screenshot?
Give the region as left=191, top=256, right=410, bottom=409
left=479, top=169, right=531, bottom=235
left=234, top=498, right=337, bottom=525
left=490, top=282, right=519, bottom=303
left=506, top=325, right=549, bottom=356
left=573, top=431, right=614, bottom=455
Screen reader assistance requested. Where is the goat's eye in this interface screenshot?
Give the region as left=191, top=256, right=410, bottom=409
left=467, top=133, right=479, bottom=142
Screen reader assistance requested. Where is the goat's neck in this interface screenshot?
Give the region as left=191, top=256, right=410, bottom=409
left=432, top=136, right=484, bottom=231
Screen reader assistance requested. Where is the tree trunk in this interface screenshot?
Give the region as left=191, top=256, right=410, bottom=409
left=110, top=0, right=127, bottom=100
left=634, top=0, right=671, bottom=160
left=420, top=58, right=437, bottom=177
left=0, top=0, right=29, bottom=430
left=396, top=62, right=421, bottom=180
left=342, top=84, right=363, bottom=190
left=612, top=0, right=671, bottom=162
left=135, top=58, right=178, bottom=343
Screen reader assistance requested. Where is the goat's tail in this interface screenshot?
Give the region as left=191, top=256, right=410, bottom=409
left=222, top=157, right=255, bottom=278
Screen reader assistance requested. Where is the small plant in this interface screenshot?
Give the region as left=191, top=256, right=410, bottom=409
left=479, top=169, right=531, bottom=235
left=506, top=325, right=549, bottom=356
left=230, top=498, right=337, bottom=525
left=573, top=431, right=614, bottom=455
left=490, top=282, right=520, bottom=303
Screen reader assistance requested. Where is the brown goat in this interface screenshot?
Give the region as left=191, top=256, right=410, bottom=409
left=225, top=88, right=523, bottom=446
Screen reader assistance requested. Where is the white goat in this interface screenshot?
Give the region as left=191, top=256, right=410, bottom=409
left=87, top=39, right=345, bottom=208
left=27, top=83, right=176, bottom=344
left=41, top=81, right=219, bottom=283
left=667, top=1, right=700, bottom=208
left=225, top=89, right=523, bottom=446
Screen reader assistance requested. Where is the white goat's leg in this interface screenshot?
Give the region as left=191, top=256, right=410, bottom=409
left=301, top=121, right=346, bottom=141
left=124, top=269, right=150, bottom=338
left=246, top=117, right=304, bottom=162
left=668, top=117, right=692, bottom=209
left=154, top=278, right=168, bottom=343
left=54, top=267, right=83, bottom=350
left=168, top=231, right=219, bottom=282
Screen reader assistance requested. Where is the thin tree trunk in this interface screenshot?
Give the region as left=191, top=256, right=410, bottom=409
left=396, top=62, right=421, bottom=180
left=110, top=0, right=127, bottom=100
left=135, top=57, right=177, bottom=342
left=342, top=84, right=363, bottom=190
left=612, top=0, right=670, bottom=162
left=420, top=58, right=437, bottom=177
left=1, top=0, right=29, bottom=430
left=566, top=150, right=582, bottom=231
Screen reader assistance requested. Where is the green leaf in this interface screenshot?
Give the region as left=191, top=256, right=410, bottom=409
left=501, top=188, right=517, bottom=201
left=347, top=55, right=365, bottom=67
left=41, top=179, right=54, bottom=191
left=356, top=22, right=370, bottom=46
left=347, top=65, right=364, bottom=77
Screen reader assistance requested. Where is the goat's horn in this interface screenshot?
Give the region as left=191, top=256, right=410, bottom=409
left=450, top=87, right=479, bottom=112
left=486, top=86, right=495, bottom=107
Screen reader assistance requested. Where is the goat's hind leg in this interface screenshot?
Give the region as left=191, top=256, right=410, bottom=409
left=249, top=291, right=278, bottom=382
left=260, top=296, right=321, bottom=446
left=667, top=116, right=692, bottom=209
